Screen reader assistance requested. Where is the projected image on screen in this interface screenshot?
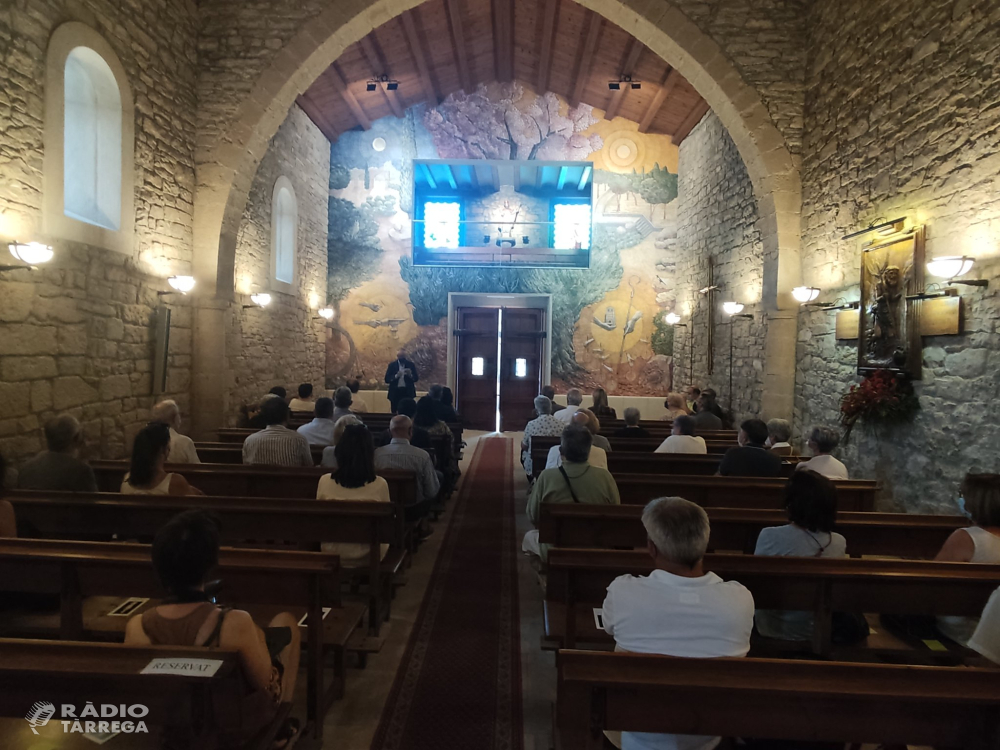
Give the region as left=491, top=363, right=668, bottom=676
left=412, top=159, right=593, bottom=269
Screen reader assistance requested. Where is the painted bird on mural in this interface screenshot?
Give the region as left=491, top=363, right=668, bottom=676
left=359, top=301, right=383, bottom=312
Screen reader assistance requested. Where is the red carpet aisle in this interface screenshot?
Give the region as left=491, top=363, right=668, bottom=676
left=371, top=437, right=524, bottom=750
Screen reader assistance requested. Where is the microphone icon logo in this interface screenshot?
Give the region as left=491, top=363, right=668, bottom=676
left=25, top=702, right=56, bottom=734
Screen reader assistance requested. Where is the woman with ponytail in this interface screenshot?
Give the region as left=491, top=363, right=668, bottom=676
left=121, top=422, right=202, bottom=495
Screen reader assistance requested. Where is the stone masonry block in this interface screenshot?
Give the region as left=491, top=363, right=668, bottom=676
left=0, top=325, right=59, bottom=356
left=1, top=356, right=58, bottom=381
left=52, top=376, right=99, bottom=411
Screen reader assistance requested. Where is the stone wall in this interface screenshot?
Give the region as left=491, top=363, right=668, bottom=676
left=675, top=111, right=768, bottom=422
left=227, top=104, right=330, bottom=419
left=796, top=0, right=1000, bottom=512
left=0, top=1, right=199, bottom=462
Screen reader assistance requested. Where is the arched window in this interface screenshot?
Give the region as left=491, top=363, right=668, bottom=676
left=63, top=47, right=122, bottom=229
left=271, top=176, right=298, bottom=291
left=44, top=23, right=134, bottom=253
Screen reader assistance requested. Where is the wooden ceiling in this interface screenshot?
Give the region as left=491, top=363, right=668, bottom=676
left=297, top=0, right=710, bottom=145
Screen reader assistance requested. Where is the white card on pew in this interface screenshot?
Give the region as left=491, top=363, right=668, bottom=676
left=297, top=608, right=332, bottom=627
left=140, top=658, right=224, bottom=677
left=593, top=609, right=604, bottom=630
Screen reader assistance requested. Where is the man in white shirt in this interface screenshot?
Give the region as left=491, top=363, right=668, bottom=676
left=554, top=388, right=584, bottom=423
left=296, top=397, right=337, bottom=446
left=288, top=383, right=317, bottom=412
left=151, top=399, right=201, bottom=464
left=970, top=586, right=1000, bottom=664
left=654, top=415, right=706, bottom=455
left=795, top=425, right=848, bottom=479
left=602, top=496, right=754, bottom=750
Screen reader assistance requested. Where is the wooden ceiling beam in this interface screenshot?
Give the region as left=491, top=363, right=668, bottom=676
left=359, top=35, right=405, bottom=118
left=638, top=67, right=681, bottom=133
left=604, top=38, right=644, bottom=121
left=399, top=11, right=438, bottom=106
left=536, top=0, right=559, bottom=94
left=295, top=94, right=340, bottom=142
left=569, top=13, right=602, bottom=107
left=325, top=64, right=372, bottom=130
left=673, top=99, right=711, bottom=142
left=492, top=0, right=514, bottom=83
left=443, top=0, right=473, bottom=93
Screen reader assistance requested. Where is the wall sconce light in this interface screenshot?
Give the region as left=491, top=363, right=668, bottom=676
left=3, top=241, right=54, bottom=271
left=792, top=286, right=821, bottom=304
left=842, top=217, right=907, bottom=241
left=926, top=255, right=988, bottom=287
left=317, top=307, right=335, bottom=320
left=722, top=301, right=745, bottom=316
left=158, top=275, right=196, bottom=297
left=245, top=293, right=271, bottom=309
left=664, top=312, right=683, bottom=326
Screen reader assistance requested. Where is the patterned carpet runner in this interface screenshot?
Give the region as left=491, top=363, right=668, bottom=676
left=371, top=437, right=523, bottom=750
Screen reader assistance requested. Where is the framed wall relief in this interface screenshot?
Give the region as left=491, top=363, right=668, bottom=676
left=857, top=225, right=925, bottom=379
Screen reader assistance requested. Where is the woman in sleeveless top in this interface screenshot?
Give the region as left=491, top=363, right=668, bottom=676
left=935, top=473, right=1000, bottom=645
left=590, top=388, right=617, bottom=420
left=125, top=510, right=299, bottom=747
left=121, top=422, right=202, bottom=496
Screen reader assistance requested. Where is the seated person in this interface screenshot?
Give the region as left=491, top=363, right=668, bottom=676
left=602, top=496, right=754, bottom=750
left=428, top=384, right=459, bottom=423
left=374, top=415, right=441, bottom=525
left=541, top=385, right=565, bottom=414
left=554, top=388, right=584, bottom=422
left=414, top=395, right=452, bottom=441
left=691, top=393, right=724, bottom=431
left=765, top=418, right=795, bottom=456
left=544, top=410, right=608, bottom=470
left=288, top=383, right=316, bottom=412
left=438, top=387, right=459, bottom=423
left=320, top=414, right=364, bottom=469
left=0, top=452, right=16, bottom=538
left=970, top=585, right=1000, bottom=665
left=297, top=397, right=337, bottom=446
left=654, top=415, right=707, bottom=454
left=121, top=423, right=203, bottom=496
left=935, top=472, right=1000, bottom=645
left=661, top=392, right=691, bottom=421
left=125, top=510, right=300, bottom=746
left=614, top=407, right=649, bottom=438
left=346, top=378, right=368, bottom=413
left=718, top=419, right=783, bottom=477
left=246, top=393, right=280, bottom=429
left=378, top=398, right=431, bottom=450
left=316, top=424, right=391, bottom=566
left=685, top=386, right=701, bottom=413
left=591, top=388, right=617, bottom=420
left=17, top=414, right=98, bottom=492
left=795, top=426, right=848, bottom=479
left=525, top=425, right=619, bottom=561
left=151, top=400, right=201, bottom=464
left=754, top=471, right=847, bottom=641
left=242, top=398, right=313, bottom=467
left=521, top=395, right=565, bottom=476
left=332, top=386, right=357, bottom=421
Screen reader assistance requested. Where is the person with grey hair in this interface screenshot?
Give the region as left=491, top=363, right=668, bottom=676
left=614, top=407, right=650, bottom=438
left=795, top=425, right=848, bottom=479
left=765, top=418, right=795, bottom=456
left=654, top=415, right=707, bottom=454
left=602, top=497, right=754, bottom=750
left=554, top=387, right=584, bottom=422
left=544, top=410, right=609, bottom=470
left=520, top=395, right=565, bottom=477
left=320, top=414, right=365, bottom=469
left=17, top=414, right=98, bottom=492
left=332, top=386, right=356, bottom=421
left=151, top=399, right=201, bottom=464
left=524, top=424, right=620, bottom=561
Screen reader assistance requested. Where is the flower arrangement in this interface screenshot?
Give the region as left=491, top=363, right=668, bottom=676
left=839, top=369, right=919, bottom=442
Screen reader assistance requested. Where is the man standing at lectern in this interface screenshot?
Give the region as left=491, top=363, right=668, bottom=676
left=385, top=349, right=419, bottom=414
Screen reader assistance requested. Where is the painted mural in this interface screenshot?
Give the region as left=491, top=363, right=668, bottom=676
left=324, top=81, right=681, bottom=396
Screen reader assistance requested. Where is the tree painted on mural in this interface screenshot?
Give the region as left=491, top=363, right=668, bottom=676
left=327, top=192, right=397, bottom=302
left=637, top=164, right=678, bottom=221
left=597, top=170, right=641, bottom=211
left=650, top=311, right=676, bottom=357
left=423, top=82, right=603, bottom=161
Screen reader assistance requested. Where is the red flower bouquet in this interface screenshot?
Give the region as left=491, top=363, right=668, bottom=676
left=839, top=370, right=919, bottom=442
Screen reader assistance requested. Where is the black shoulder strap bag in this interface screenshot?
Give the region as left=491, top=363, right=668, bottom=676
left=558, top=466, right=581, bottom=503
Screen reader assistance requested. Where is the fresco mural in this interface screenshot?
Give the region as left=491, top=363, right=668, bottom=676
left=324, top=81, right=681, bottom=396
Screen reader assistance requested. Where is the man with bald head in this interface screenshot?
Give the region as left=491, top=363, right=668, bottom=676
left=17, top=414, right=98, bottom=492
left=374, top=415, right=440, bottom=521
left=384, top=349, right=419, bottom=414
left=151, top=399, right=201, bottom=464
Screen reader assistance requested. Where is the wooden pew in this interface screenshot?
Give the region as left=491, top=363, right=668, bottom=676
left=612, top=474, right=877, bottom=512
left=0, top=638, right=289, bottom=749
left=537, top=504, right=967, bottom=558
left=219, top=420, right=465, bottom=449
left=5, top=490, right=401, bottom=634
left=0, top=538, right=347, bottom=739
left=531, top=435, right=737, bottom=461
left=544, top=548, right=1000, bottom=655
left=555, top=649, right=1000, bottom=750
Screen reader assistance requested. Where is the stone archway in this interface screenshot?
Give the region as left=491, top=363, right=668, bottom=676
left=190, top=0, right=802, bottom=434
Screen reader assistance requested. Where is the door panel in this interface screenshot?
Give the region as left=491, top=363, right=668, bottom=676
left=499, top=308, right=545, bottom=432
left=455, top=308, right=499, bottom=431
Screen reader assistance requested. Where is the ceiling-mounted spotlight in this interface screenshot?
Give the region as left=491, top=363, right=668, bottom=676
left=366, top=81, right=377, bottom=92
left=367, top=74, right=399, bottom=92
left=608, top=74, right=641, bottom=91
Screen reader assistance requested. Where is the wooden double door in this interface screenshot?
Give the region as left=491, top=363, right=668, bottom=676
left=454, top=307, right=545, bottom=432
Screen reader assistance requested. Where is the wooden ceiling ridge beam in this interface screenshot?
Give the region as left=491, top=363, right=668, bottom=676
left=359, top=35, right=405, bottom=118
left=604, top=37, right=644, bottom=122
left=638, top=67, right=681, bottom=133
left=399, top=11, right=439, bottom=106
left=492, top=0, right=514, bottom=84
left=673, top=98, right=711, bottom=142
left=570, top=13, right=602, bottom=107
left=536, top=0, right=559, bottom=94
left=443, top=0, right=474, bottom=93
left=326, top=64, right=372, bottom=130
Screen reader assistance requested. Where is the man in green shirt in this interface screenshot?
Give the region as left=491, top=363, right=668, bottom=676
left=524, top=424, right=621, bottom=562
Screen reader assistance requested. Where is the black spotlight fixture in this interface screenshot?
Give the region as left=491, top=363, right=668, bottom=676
left=608, top=80, right=621, bottom=91
left=367, top=74, right=399, bottom=92
left=609, top=74, right=640, bottom=91
left=366, top=81, right=377, bottom=92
